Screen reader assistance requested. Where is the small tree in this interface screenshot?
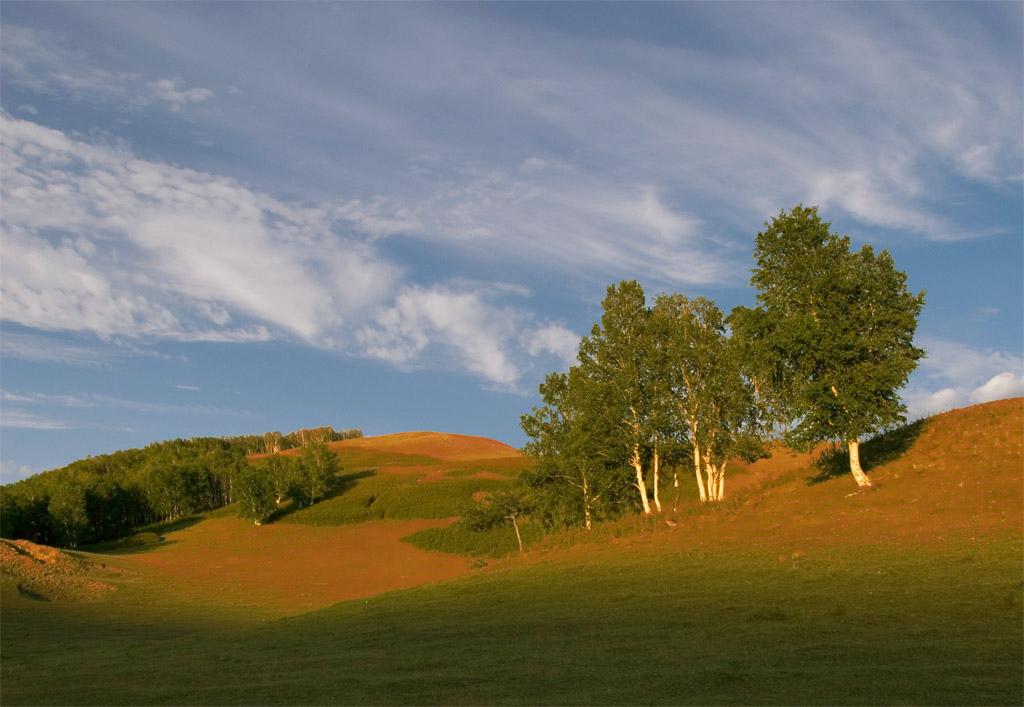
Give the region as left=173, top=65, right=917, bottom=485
left=233, top=464, right=277, bottom=526
left=734, top=205, right=926, bottom=488
left=463, top=488, right=535, bottom=554
left=521, top=368, right=631, bottom=530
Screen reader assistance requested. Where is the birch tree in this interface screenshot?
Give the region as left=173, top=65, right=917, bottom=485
left=733, top=205, right=925, bottom=488
left=652, top=294, right=761, bottom=502
left=577, top=281, right=657, bottom=514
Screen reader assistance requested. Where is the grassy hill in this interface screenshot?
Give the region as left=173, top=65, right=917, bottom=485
left=2, top=402, right=1021, bottom=705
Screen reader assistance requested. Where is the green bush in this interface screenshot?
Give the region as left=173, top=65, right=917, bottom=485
left=402, top=520, right=543, bottom=558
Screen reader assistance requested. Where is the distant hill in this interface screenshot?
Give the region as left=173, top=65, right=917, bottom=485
left=325, top=431, right=522, bottom=462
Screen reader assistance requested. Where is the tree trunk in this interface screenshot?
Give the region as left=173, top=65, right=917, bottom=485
left=848, top=439, right=873, bottom=488
left=632, top=447, right=651, bottom=515
left=672, top=469, right=680, bottom=511
left=652, top=444, right=662, bottom=512
left=693, top=446, right=708, bottom=503
left=583, top=476, right=593, bottom=531
left=510, top=515, right=523, bottom=553
left=716, top=463, right=725, bottom=501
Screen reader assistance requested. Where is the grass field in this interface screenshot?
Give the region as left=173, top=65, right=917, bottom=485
left=2, top=406, right=1022, bottom=705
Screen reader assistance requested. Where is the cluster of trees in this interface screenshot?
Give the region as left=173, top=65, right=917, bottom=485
left=233, top=426, right=362, bottom=455
left=520, top=206, right=925, bottom=530
left=1, top=427, right=359, bottom=547
left=0, top=437, right=248, bottom=548
left=235, top=443, right=339, bottom=525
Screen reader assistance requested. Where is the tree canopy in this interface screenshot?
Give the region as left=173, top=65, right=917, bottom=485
left=732, top=205, right=926, bottom=487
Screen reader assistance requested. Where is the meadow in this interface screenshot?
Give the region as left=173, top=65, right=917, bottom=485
left=2, top=400, right=1021, bottom=705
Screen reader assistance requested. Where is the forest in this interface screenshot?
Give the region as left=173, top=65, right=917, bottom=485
left=0, top=426, right=361, bottom=548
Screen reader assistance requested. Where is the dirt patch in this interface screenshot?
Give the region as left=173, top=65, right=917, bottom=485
left=0, top=539, right=120, bottom=602
left=118, top=517, right=475, bottom=615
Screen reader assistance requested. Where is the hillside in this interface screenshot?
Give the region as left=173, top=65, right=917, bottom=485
left=1, top=400, right=1021, bottom=705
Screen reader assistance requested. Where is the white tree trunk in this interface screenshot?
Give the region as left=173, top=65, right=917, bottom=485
left=583, top=476, right=593, bottom=531
left=632, top=447, right=651, bottom=515
left=672, top=469, right=680, bottom=511
left=693, top=445, right=708, bottom=503
left=511, top=515, right=524, bottom=553
left=652, top=444, right=662, bottom=512
left=848, top=439, right=873, bottom=488
left=716, top=463, right=725, bottom=501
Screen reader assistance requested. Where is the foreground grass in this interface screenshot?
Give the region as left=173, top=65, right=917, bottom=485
left=3, top=531, right=1020, bottom=705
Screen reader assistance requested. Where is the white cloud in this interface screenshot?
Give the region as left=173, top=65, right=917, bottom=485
left=1, top=113, right=401, bottom=344
left=904, top=337, right=1024, bottom=418
left=148, top=78, right=213, bottom=111
left=969, top=372, right=1024, bottom=405
left=357, top=284, right=524, bottom=389
left=523, top=324, right=579, bottom=368
left=0, top=460, right=40, bottom=483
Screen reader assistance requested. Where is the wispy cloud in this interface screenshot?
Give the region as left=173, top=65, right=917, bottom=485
left=1, top=113, right=401, bottom=344
left=0, top=409, right=69, bottom=430
left=1, top=389, right=253, bottom=418
left=1, top=23, right=213, bottom=112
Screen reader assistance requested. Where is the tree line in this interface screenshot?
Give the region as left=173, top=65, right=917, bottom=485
left=515, top=206, right=925, bottom=533
left=0, top=426, right=360, bottom=547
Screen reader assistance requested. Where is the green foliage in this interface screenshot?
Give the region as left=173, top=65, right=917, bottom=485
left=297, top=442, right=338, bottom=507
left=232, top=465, right=278, bottom=525
left=734, top=204, right=926, bottom=451
left=46, top=480, right=90, bottom=548
left=402, top=520, right=545, bottom=558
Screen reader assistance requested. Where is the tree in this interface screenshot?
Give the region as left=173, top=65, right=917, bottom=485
left=521, top=368, right=632, bottom=530
left=263, top=454, right=300, bottom=505
left=462, top=487, right=535, bottom=554
left=733, top=205, right=925, bottom=488
left=578, top=281, right=657, bottom=514
left=47, top=480, right=90, bottom=548
left=298, top=442, right=338, bottom=507
left=232, top=464, right=277, bottom=526
left=652, top=293, right=762, bottom=502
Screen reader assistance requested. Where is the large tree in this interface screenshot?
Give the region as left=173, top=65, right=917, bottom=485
left=577, top=281, right=657, bottom=514
left=733, top=205, right=925, bottom=488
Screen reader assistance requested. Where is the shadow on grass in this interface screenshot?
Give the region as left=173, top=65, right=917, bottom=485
left=807, top=418, right=931, bottom=485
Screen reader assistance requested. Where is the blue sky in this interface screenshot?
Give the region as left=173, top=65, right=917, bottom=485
left=1, top=2, right=1021, bottom=483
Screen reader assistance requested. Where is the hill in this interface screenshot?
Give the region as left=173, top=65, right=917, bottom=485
left=1, top=400, right=1021, bottom=705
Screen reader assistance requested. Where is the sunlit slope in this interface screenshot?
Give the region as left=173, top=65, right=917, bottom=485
left=693, top=397, right=1023, bottom=549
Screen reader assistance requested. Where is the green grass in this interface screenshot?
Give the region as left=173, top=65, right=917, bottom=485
left=280, top=472, right=512, bottom=526
left=3, top=531, right=1020, bottom=705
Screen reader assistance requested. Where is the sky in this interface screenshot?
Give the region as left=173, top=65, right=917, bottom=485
left=1, top=2, right=1021, bottom=484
